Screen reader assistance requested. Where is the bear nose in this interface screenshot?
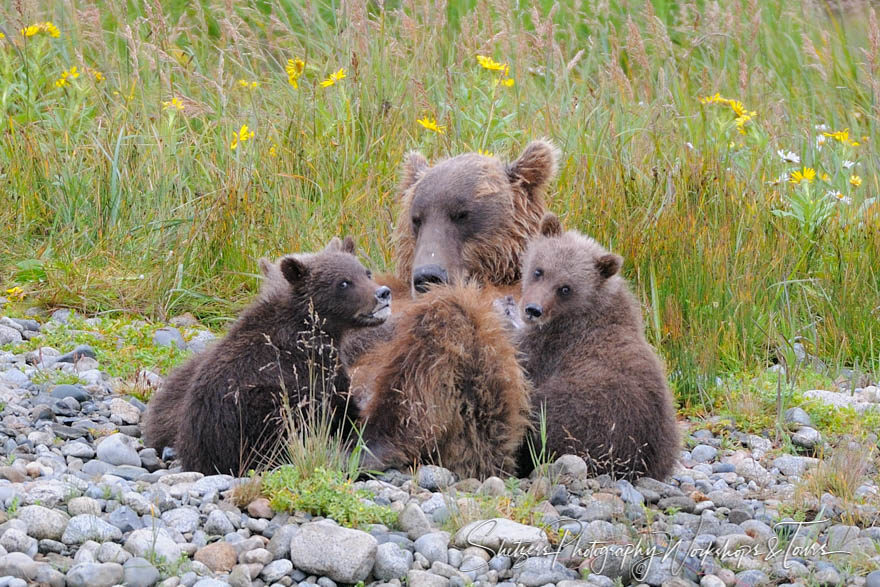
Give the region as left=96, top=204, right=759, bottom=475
left=375, top=286, right=391, bottom=302
left=412, top=265, right=448, bottom=293
left=524, top=304, right=543, bottom=319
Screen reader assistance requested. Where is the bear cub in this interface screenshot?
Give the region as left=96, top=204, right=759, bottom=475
left=516, top=214, right=679, bottom=480
left=171, top=237, right=390, bottom=475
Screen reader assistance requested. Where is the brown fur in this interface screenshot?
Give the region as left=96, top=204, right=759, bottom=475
left=142, top=355, right=205, bottom=456
left=357, top=283, right=532, bottom=478
left=158, top=238, right=391, bottom=475
left=350, top=141, right=559, bottom=478
left=516, top=214, right=680, bottom=481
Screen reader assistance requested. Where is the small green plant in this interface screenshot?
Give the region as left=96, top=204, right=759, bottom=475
left=527, top=404, right=555, bottom=474
left=6, top=496, right=20, bottom=517
left=261, top=465, right=395, bottom=528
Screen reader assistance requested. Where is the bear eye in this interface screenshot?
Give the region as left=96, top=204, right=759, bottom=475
left=412, top=216, right=422, bottom=231
left=558, top=285, right=572, bottom=297
left=365, top=270, right=372, bottom=279
left=452, top=210, right=469, bottom=222
left=533, top=269, right=544, bottom=279
left=339, top=280, right=351, bottom=290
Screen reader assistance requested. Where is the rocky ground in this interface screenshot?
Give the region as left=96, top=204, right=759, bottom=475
left=1, top=311, right=879, bottom=587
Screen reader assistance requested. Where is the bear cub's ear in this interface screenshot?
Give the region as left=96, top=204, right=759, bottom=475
left=258, top=258, right=275, bottom=278
left=539, top=213, right=563, bottom=238
left=508, top=139, right=560, bottom=189
left=596, top=253, right=623, bottom=279
left=280, top=256, right=309, bottom=284
left=399, top=151, right=429, bottom=192
left=341, top=236, right=356, bottom=255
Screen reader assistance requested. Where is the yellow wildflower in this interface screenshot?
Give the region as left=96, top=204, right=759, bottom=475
left=699, top=92, right=726, bottom=105
left=820, top=172, right=830, bottom=182
left=21, top=25, right=39, bottom=37
left=495, top=76, right=515, bottom=87
left=90, top=69, right=105, bottom=82
left=5, top=286, right=25, bottom=301
left=734, top=113, right=753, bottom=135
left=823, top=128, right=859, bottom=147
left=42, top=22, right=60, bottom=37
left=54, top=66, right=80, bottom=88
left=476, top=55, right=508, bottom=75
left=477, top=149, right=494, bottom=157
left=230, top=124, right=255, bottom=150
left=286, top=58, right=305, bottom=88
left=0, top=32, right=5, bottom=39
left=849, top=174, right=862, bottom=187
left=417, top=117, right=446, bottom=134
left=162, top=97, right=185, bottom=111
left=269, top=144, right=277, bottom=157
left=789, top=167, right=816, bottom=184
left=238, top=79, right=260, bottom=89
left=320, top=68, right=346, bottom=88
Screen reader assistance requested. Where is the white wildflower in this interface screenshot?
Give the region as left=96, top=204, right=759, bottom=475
left=777, top=149, right=800, bottom=163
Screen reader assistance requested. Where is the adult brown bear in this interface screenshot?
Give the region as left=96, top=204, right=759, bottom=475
left=346, top=141, right=559, bottom=478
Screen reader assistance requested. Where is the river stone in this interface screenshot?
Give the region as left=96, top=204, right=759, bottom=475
left=17, top=505, right=68, bottom=540
left=62, top=515, right=123, bottom=544
left=453, top=518, right=547, bottom=550
left=289, top=522, right=378, bottom=583
left=66, top=562, right=124, bottom=587
left=407, top=570, right=450, bottom=587
left=374, top=542, right=413, bottom=581
left=124, top=528, right=182, bottom=562
left=512, top=556, right=578, bottom=586
left=96, top=433, right=141, bottom=466
left=123, top=557, right=160, bottom=587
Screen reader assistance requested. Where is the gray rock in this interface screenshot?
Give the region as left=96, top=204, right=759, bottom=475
left=554, top=454, right=588, bottom=476
left=865, top=570, right=880, bottom=587
left=108, top=506, right=143, bottom=533
left=772, top=455, right=818, bottom=477
left=123, top=557, right=160, bottom=587
left=50, top=384, right=90, bottom=402
left=204, top=509, right=235, bottom=536
left=62, top=442, right=96, bottom=459
left=616, top=480, right=645, bottom=506
left=691, top=444, right=718, bottom=463
left=267, top=523, right=298, bottom=559
left=414, top=532, right=449, bottom=565
left=657, top=496, right=696, bottom=513
left=17, top=505, right=68, bottom=540
left=62, top=515, right=123, bottom=545
left=511, top=556, right=577, bottom=586
left=374, top=542, right=414, bottom=581
left=124, top=528, right=182, bottom=562
left=96, top=433, right=141, bottom=466
left=153, top=327, right=185, bottom=349
left=0, top=325, right=22, bottom=345
left=192, top=580, right=229, bottom=587
left=406, top=570, right=450, bottom=587
left=187, top=331, right=217, bottom=354
left=735, top=569, right=770, bottom=587
left=399, top=502, right=432, bottom=540
left=56, top=345, right=97, bottom=363
left=161, top=507, right=201, bottom=534
left=256, top=559, right=290, bottom=582
left=453, top=518, right=547, bottom=551
left=417, top=466, right=456, bottom=491
left=0, top=552, right=39, bottom=580
left=66, top=562, right=125, bottom=587
left=289, top=522, right=378, bottom=584
left=783, top=407, right=813, bottom=428
left=0, top=529, right=37, bottom=557
left=791, top=427, right=822, bottom=450
left=97, top=541, right=131, bottom=564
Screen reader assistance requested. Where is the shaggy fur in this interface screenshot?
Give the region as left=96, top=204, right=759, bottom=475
left=356, top=283, right=532, bottom=478
left=169, top=237, right=391, bottom=475
left=515, top=214, right=680, bottom=481
left=142, top=354, right=205, bottom=456
left=348, top=141, right=559, bottom=478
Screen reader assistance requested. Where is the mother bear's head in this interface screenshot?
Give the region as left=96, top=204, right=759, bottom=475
left=394, top=140, right=559, bottom=295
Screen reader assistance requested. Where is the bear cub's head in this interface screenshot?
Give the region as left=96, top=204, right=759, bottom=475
left=259, top=237, right=391, bottom=333
left=520, top=213, right=623, bottom=327
left=396, top=140, right=559, bottom=294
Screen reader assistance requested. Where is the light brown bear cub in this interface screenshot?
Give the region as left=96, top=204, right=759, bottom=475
left=516, top=214, right=679, bottom=481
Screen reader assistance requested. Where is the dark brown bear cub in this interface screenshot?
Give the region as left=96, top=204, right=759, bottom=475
left=173, top=237, right=391, bottom=475
left=516, top=214, right=679, bottom=481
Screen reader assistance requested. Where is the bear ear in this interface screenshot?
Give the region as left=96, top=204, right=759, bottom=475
left=399, top=151, right=429, bottom=193
left=323, top=237, right=343, bottom=253
left=539, top=213, right=563, bottom=238
left=508, top=139, right=560, bottom=191
left=280, top=256, right=309, bottom=284
left=258, top=258, right=275, bottom=278
left=596, top=253, right=623, bottom=279
left=341, top=236, right=356, bottom=255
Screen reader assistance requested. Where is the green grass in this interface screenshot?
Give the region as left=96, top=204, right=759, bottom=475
left=1, top=1, right=879, bottom=406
